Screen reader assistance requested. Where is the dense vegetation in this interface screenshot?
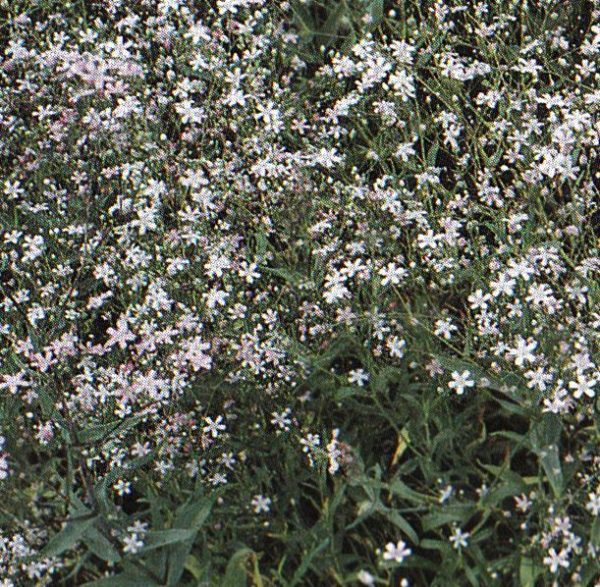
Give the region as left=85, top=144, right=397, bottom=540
left=0, top=0, right=599, bottom=585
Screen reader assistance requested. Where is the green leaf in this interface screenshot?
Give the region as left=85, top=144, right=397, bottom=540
left=388, top=478, right=427, bottom=504
left=345, top=499, right=378, bottom=530
left=222, top=547, right=254, bottom=587
left=138, top=528, right=198, bottom=553
left=464, top=564, right=479, bottom=587
left=531, top=413, right=562, bottom=448
left=339, top=29, right=358, bottom=54
left=293, top=3, right=315, bottom=39
left=167, top=495, right=215, bottom=585
left=262, top=266, right=302, bottom=286
left=489, top=430, right=528, bottom=444
left=290, top=538, right=330, bottom=586
left=38, top=388, right=56, bottom=418
left=82, top=572, right=159, bottom=587
left=184, top=554, right=205, bottom=580
left=493, top=398, right=529, bottom=418
left=416, top=34, right=445, bottom=67
left=539, top=444, right=564, bottom=497
left=426, top=142, right=439, bottom=167
left=334, top=386, right=360, bottom=401
left=591, top=517, right=600, bottom=548
left=419, top=539, right=448, bottom=551
left=173, top=494, right=215, bottom=529
left=579, top=562, right=600, bottom=587
left=530, top=414, right=564, bottom=497
left=481, top=481, right=526, bottom=509
left=316, top=2, right=346, bottom=47
left=366, top=0, right=383, bottom=26
left=421, top=506, right=474, bottom=532
left=82, top=526, right=121, bottom=563
left=94, top=454, right=153, bottom=513
left=519, top=557, right=543, bottom=587
left=41, top=515, right=99, bottom=558
left=380, top=508, right=419, bottom=545
left=488, top=147, right=504, bottom=167
left=254, top=231, right=268, bottom=258
left=78, top=415, right=144, bottom=445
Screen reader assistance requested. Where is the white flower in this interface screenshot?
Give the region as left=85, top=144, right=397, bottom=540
left=238, top=261, right=261, bottom=284
left=507, top=337, right=538, bottom=367
left=568, top=375, right=597, bottom=399
left=395, top=141, right=416, bottom=161
left=417, top=229, right=439, bottom=249
left=387, top=336, right=406, bottom=358
left=203, top=415, right=226, bottom=438
left=490, top=273, right=516, bottom=297
left=205, top=288, right=229, bottom=309
left=105, top=318, right=136, bottom=350
left=543, top=547, right=570, bottom=573
left=388, top=70, right=416, bottom=101
left=127, top=521, right=149, bottom=535
left=254, top=100, right=283, bottom=134
left=204, top=254, right=231, bottom=278
left=270, top=408, right=292, bottom=431
left=449, top=527, right=470, bottom=550
left=382, top=540, right=412, bottom=563
left=251, top=494, right=271, bottom=513
left=0, top=453, right=9, bottom=480
left=312, top=147, right=343, bottom=169
left=524, top=367, right=552, bottom=392
left=586, top=492, right=600, bottom=516
left=348, top=368, right=369, bottom=387
left=439, top=484, right=454, bottom=504
left=300, top=433, right=320, bottom=453
left=113, top=479, right=131, bottom=496
left=357, top=570, right=376, bottom=585
left=468, top=289, right=491, bottom=310
left=514, top=494, right=532, bottom=513
left=323, top=283, right=350, bottom=304
left=217, top=0, right=241, bottom=15
left=122, top=533, right=144, bottom=554
left=0, top=371, right=32, bottom=395
left=379, top=262, right=407, bottom=286
left=448, top=370, right=475, bottom=395
left=175, top=99, right=206, bottom=124
left=326, top=429, right=343, bottom=475
left=434, top=318, right=458, bottom=340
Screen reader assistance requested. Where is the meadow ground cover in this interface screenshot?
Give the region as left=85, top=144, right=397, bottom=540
left=0, top=0, right=599, bottom=585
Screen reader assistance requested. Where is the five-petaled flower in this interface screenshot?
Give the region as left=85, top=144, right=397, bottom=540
left=448, top=370, right=475, bottom=395
left=382, top=540, right=412, bottom=564
left=105, top=318, right=136, bottom=350
left=203, top=415, right=226, bottom=438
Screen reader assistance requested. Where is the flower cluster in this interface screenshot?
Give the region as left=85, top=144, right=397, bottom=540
left=0, top=0, right=599, bottom=584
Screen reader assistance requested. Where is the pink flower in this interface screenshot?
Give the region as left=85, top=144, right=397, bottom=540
left=105, top=318, right=136, bottom=350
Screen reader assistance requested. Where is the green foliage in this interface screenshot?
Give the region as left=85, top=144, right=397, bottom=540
left=0, top=0, right=599, bottom=585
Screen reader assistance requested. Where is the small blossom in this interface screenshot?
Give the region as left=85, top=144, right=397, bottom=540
left=251, top=494, right=272, bottom=514
left=203, top=415, right=226, bottom=438
left=568, top=375, right=597, bottom=399
left=122, top=533, right=144, bottom=554
left=448, top=370, right=475, bottom=395
left=382, top=540, right=412, bottom=563
left=348, top=368, right=369, bottom=387
left=449, top=527, right=470, bottom=550
left=543, top=548, right=570, bottom=574
left=357, top=570, right=376, bottom=585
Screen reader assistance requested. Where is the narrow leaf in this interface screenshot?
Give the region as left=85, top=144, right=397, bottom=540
left=138, top=528, right=198, bottom=553
left=41, top=515, right=98, bottom=558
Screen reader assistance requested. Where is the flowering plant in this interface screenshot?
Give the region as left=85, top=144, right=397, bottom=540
left=1, top=0, right=599, bottom=584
